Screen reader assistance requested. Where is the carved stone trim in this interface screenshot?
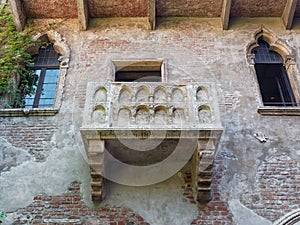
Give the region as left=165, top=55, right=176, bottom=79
left=81, top=82, right=222, bottom=129
left=0, top=108, right=58, bottom=117
left=246, top=53, right=255, bottom=65
left=246, top=26, right=294, bottom=62
left=257, top=107, right=300, bottom=116
left=30, top=30, right=70, bottom=68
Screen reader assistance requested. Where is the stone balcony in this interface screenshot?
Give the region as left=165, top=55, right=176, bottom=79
left=80, top=82, right=223, bottom=203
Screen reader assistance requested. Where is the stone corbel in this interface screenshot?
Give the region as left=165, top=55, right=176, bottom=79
left=195, top=139, right=216, bottom=203
left=87, top=139, right=105, bottom=202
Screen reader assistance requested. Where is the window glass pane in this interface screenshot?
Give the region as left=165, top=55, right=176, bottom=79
left=39, top=98, right=46, bottom=106
left=38, top=69, right=59, bottom=108
left=42, top=84, right=57, bottom=92
left=39, top=99, right=55, bottom=108
left=44, top=99, right=55, bottom=105
left=24, top=70, right=41, bottom=108
left=44, top=70, right=59, bottom=83
left=24, top=98, right=34, bottom=108
left=41, top=90, right=56, bottom=99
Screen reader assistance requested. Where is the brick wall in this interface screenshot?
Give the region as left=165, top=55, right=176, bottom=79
left=244, top=155, right=300, bottom=222
left=12, top=163, right=233, bottom=225
left=156, top=0, right=222, bottom=17
left=0, top=117, right=57, bottom=161
left=182, top=156, right=233, bottom=225
left=12, top=181, right=150, bottom=225
left=230, top=0, right=285, bottom=17
left=23, top=0, right=77, bottom=18
left=88, top=0, right=148, bottom=18
left=11, top=0, right=296, bottom=19
left=193, top=156, right=233, bottom=225
left=10, top=150, right=295, bottom=224
left=2, top=16, right=300, bottom=225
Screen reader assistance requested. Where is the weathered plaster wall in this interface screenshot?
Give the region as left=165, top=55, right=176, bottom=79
left=1, top=17, right=300, bottom=225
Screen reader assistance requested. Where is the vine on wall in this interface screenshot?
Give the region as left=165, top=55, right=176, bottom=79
left=0, top=4, right=37, bottom=108
left=0, top=211, right=6, bottom=224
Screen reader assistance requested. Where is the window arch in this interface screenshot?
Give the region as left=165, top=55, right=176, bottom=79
left=251, top=37, right=297, bottom=106
left=0, top=30, right=70, bottom=116
left=247, top=27, right=300, bottom=114
left=23, top=30, right=70, bottom=111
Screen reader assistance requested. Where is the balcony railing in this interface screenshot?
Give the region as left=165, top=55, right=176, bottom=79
left=81, top=82, right=222, bottom=130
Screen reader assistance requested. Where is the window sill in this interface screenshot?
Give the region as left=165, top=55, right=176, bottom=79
left=258, top=107, right=300, bottom=116
left=0, top=108, right=58, bottom=117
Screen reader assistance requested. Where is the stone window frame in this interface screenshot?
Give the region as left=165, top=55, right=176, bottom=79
left=0, top=30, right=70, bottom=117
left=246, top=27, right=300, bottom=116
left=110, top=59, right=167, bottom=83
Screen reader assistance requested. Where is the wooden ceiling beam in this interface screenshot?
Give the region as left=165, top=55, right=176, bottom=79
left=221, top=0, right=232, bottom=30
left=8, top=0, right=26, bottom=31
left=148, top=0, right=155, bottom=30
left=282, top=0, right=297, bottom=29
left=76, top=0, right=89, bottom=30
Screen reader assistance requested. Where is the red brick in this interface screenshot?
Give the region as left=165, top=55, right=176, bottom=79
left=137, top=216, right=144, bottom=221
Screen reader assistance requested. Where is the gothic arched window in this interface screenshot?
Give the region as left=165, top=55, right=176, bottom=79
left=24, top=44, right=61, bottom=108
left=252, top=37, right=297, bottom=107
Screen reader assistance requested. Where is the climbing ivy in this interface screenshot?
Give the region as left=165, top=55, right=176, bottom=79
left=0, top=3, right=37, bottom=108
left=0, top=211, right=6, bottom=224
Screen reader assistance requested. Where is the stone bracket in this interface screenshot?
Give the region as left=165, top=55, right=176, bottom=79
left=86, top=139, right=105, bottom=202
left=192, top=136, right=222, bottom=203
